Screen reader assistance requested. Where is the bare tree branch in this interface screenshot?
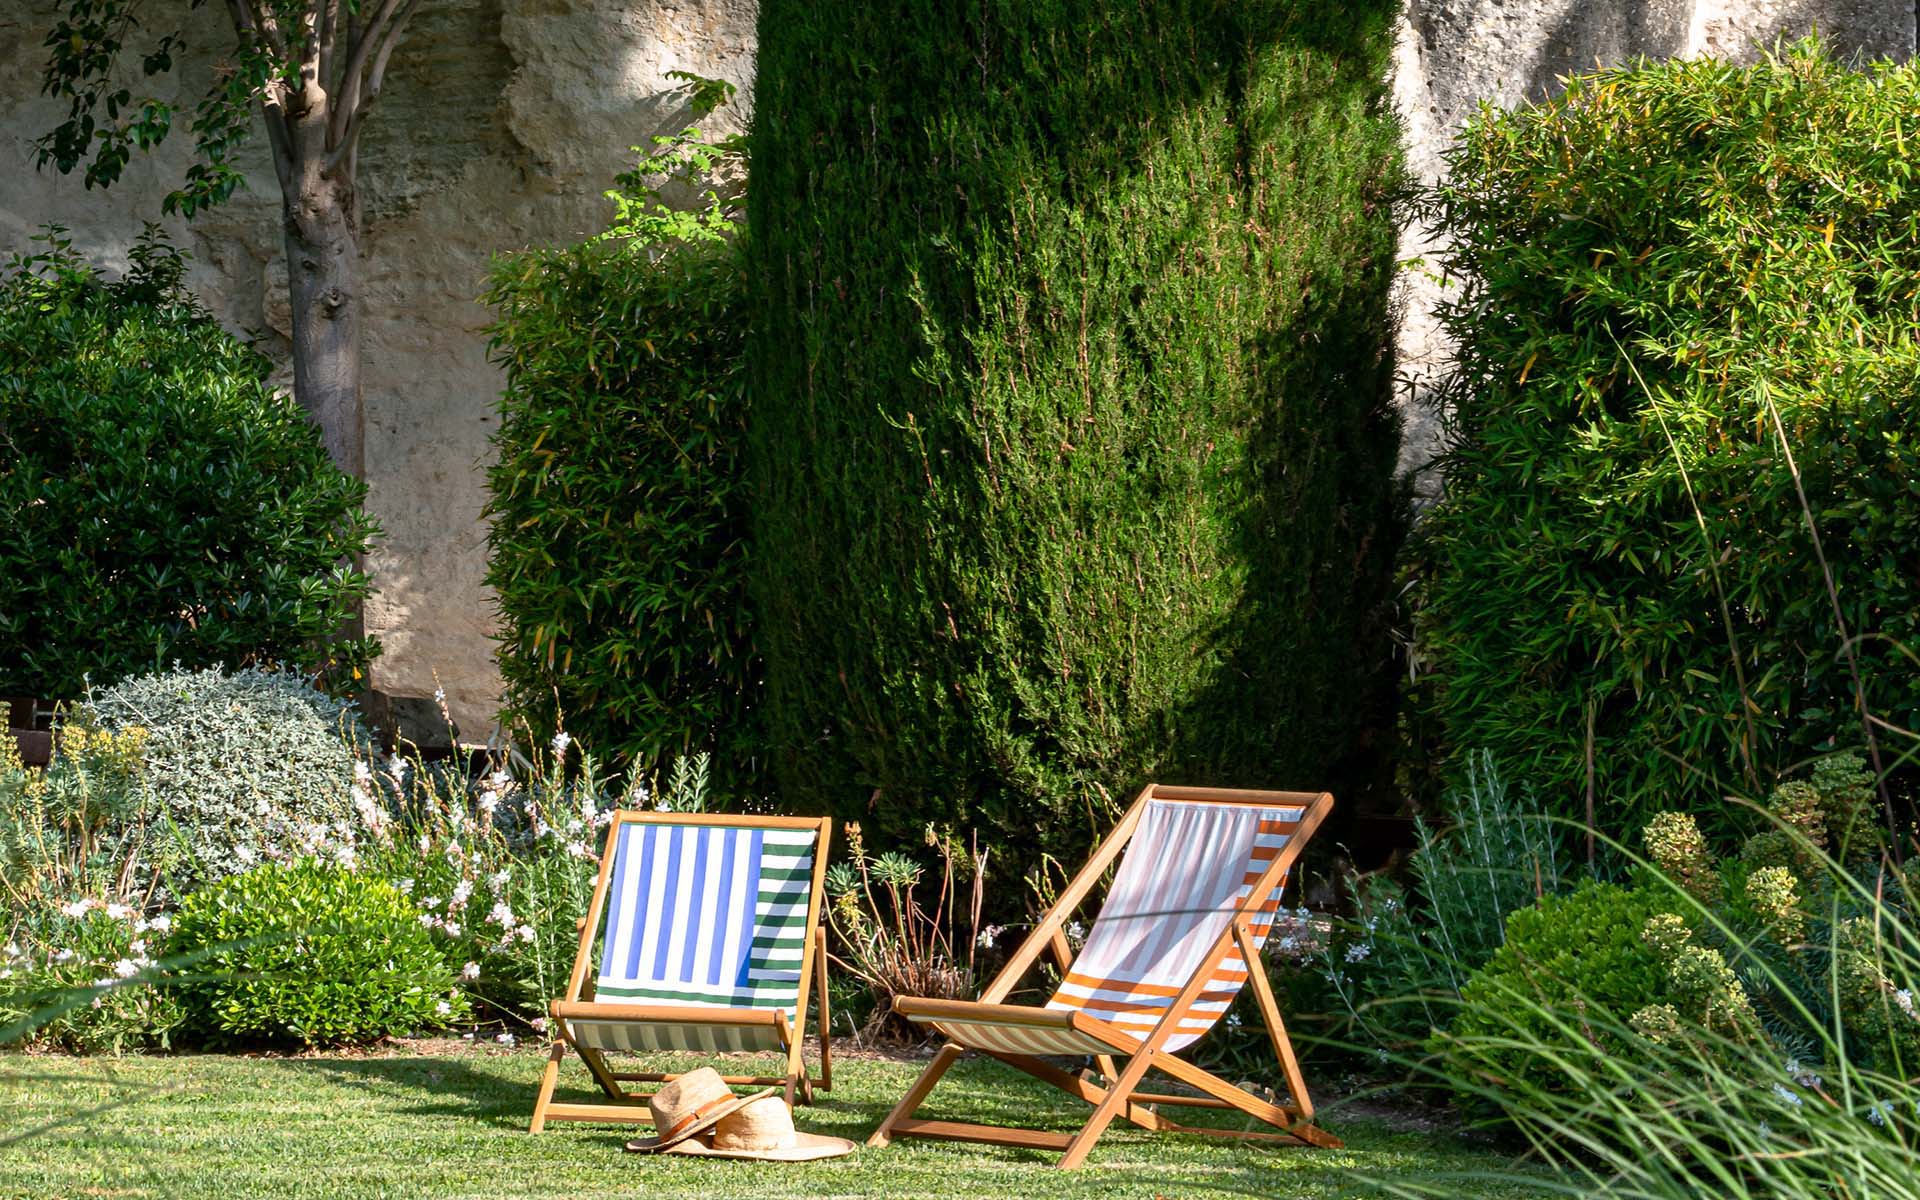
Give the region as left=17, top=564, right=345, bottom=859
left=317, top=0, right=341, bottom=99
left=226, top=0, right=296, bottom=191
left=327, top=0, right=407, bottom=146
left=326, top=0, right=419, bottom=173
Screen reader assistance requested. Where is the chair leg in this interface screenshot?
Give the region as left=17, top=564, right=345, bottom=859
left=814, top=927, right=834, bottom=1094
left=528, top=1041, right=567, bottom=1133
left=868, top=1043, right=963, bottom=1147
left=576, top=1044, right=627, bottom=1100
left=1058, top=1042, right=1157, bottom=1169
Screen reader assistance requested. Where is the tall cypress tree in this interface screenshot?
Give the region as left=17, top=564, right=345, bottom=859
left=746, top=1, right=1406, bottom=871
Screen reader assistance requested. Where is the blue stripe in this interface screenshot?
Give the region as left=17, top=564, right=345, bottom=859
left=651, top=827, right=686, bottom=978
left=622, top=824, right=658, bottom=980
left=733, top=829, right=764, bottom=989
left=708, top=829, right=739, bottom=987
left=597, top=823, right=635, bottom=978
left=678, top=827, right=711, bottom=982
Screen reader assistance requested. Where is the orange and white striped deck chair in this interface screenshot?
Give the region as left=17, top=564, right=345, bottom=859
left=528, top=811, right=833, bottom=1131
left=869, top=784, right=1337, bottom=1167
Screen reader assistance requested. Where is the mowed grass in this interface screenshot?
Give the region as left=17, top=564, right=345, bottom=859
left=0, top=1046, right=1551, bottom=1199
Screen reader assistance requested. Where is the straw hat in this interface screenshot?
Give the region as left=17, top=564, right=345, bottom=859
left=623, top=1068, right=765, bottom=1153
left=626, top=1080, right=856, bottom=1162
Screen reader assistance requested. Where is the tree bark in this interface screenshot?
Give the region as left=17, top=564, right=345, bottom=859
left=279, top=59, right=364, bottom=482
left=284, top=181, right=363, bottom=480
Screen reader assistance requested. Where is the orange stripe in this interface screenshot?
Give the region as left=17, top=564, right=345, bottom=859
left=1061, top=969, right=1249, bottom=999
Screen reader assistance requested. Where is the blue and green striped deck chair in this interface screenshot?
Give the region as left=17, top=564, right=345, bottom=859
left=529, top=812, right=833, bottom=1131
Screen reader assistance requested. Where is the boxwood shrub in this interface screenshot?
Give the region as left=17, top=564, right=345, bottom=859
left=168, top=858, right=464, bottom=1045
left=0, top=229, right=379, bottom=701
left=1414, top=43, right=1920, bottom=837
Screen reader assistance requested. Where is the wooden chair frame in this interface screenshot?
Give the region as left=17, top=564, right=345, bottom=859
left=529, top=811, right=834, bottom=1132
left=868, top=784, right=1338, bottom=1168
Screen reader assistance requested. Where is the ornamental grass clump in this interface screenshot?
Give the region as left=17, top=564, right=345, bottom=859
left=1415, top=41, right=1920, bottom=840
left=1381, top=824, right=1920, bottom=1200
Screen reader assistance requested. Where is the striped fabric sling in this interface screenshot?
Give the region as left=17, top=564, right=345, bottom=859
left=924, top=797, right=1300, bottom=1057
left=564, top=821, right=818, bottom=1055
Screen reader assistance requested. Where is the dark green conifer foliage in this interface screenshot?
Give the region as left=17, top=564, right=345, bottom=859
left=746, top=2, right=1406, bottom=867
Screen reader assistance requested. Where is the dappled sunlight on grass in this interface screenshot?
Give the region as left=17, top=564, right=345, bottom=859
left=0, top=1049, right=1552, bottom=1199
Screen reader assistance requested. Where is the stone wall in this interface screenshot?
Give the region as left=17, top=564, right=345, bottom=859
left=0, top=0, right=1910, bottom=738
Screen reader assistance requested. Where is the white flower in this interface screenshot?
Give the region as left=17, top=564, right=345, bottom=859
left=417, top=834, right=432, bottom=853
left=478, top=790, right=500, bottom=816
left=531, top=1016, right=549, bottom=1033
left=434, top=687, right=447, bottom=705
left=355, top=761, right=374, bottom=783
left=142, top=913, right=170, bottom=934
left=489, top=901, right=515, bottom=927
left=1772, top=1083, right=1804, bottom=1107
left=1345, top=943, right=1373, bottom=963
left=1896, top=989, right=1916, bottom=1020
left=495, top=1032, right=516, bottom=1047
left=516, top=925, right=537, bottom=944
left=53, top=949, right=76, bottom=963
left=488, top=869, right=511, bottom=890
left=129, top=940, right=147, bottom=956
left=255, top=798, right=272, bottom=817
left=419, top=914, right=436, bottom=928
left=435, top=1000, right=452, bottom=1016
left=1868, top=1100, right=1893, bottom=1127
left=112, top=959, right=140, bottom=979
left=2, top=942, right=18, bottom=960
left=388, top=755, right=410, bottom=780
left=442, top=921, right=462, bottom=938
left=566, top=840, right=592, bottom=860
left=235, top=845, right=256, bottom=865
left=60, top=899, right=96, bottom=918
left=550, top=731, right=572, bottom=757
left=397, top=878, right=415, bottom=895
left=423, top=896, right=443, bottom=910
left=461, top=962, right=480, bottom=981
left=976, top=924, right=1002, bottom=950
left=488, top=770, right=510, bottom=790
left=1066, top=921, right=1087, bottom=945
left=450, top=881, right=473, bottom=909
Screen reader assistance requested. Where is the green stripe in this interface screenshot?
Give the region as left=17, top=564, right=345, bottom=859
left=592, top=982, right=797, bottom=1006
left=756, top=866, right=813, bottom=883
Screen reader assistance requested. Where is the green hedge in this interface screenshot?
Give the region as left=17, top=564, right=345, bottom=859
left=0, top=231, right=377, bottom=700
left=746, top=2, right=1406, bottom=867
left=483, top=116, right=756, bottom=778
left=1415, top=43, right=1920, bottom=838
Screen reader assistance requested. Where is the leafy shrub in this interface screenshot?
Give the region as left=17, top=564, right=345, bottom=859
left=1414, top=42, right=1920, bottom=839
left=167, top=858, right=464, bottom=1045
left=483, top=83, right=757, bottom=783
left=1437, top=881, right=1668, bottom=1098
left=0, top=228, right=378, bottom=701
left=0, top=715, right=152, bottom=910
left=87, top=665, right=370, bottom=887
left=746, top=0, right=1407, bottom=876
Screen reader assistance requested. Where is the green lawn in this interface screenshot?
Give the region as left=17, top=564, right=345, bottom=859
left=0, top=1046, right=1549, bottom=1199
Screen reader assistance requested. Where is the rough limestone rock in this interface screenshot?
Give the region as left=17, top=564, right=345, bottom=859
left=0, top=0, right=1909, bottom=735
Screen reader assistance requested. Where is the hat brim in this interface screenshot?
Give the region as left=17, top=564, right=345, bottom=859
left=661, top=1131, right=858, bottom=1162
left=623, top=1087, right=780, bottom=1153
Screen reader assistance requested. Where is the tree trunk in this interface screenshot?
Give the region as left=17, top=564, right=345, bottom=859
left=283, top=168, right=364, bottom=480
